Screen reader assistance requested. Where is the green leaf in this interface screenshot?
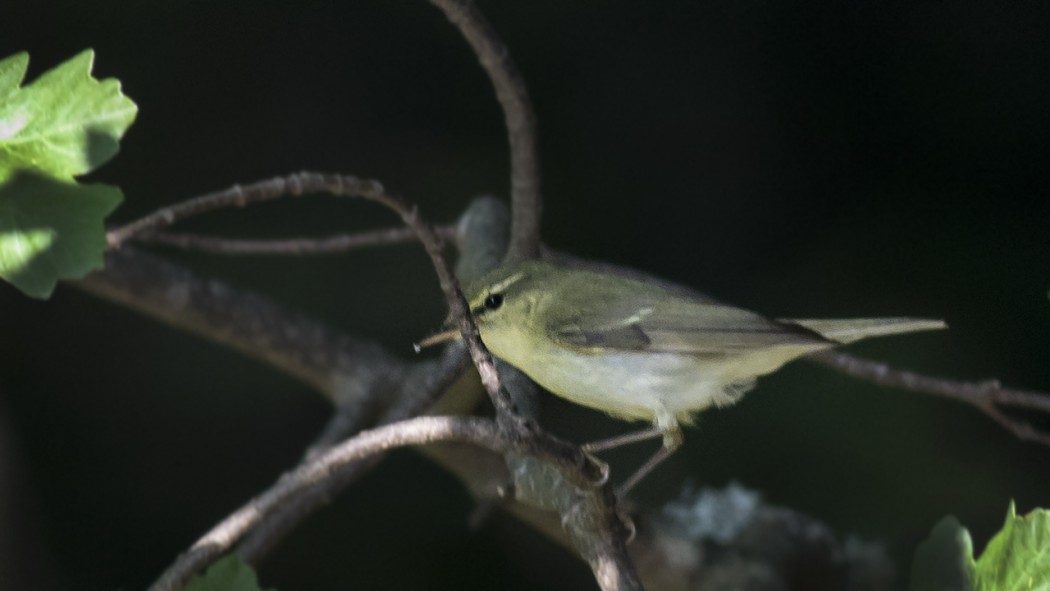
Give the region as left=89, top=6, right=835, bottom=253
left=0, top=52, right=29, bottom=100
left=0, top=171, right=121, bottom=298
left=184, top=556, right=275, bottom=591
left=974, top=502, right=1050, bottom=591
left=0, top=48, right=137, bottom=182
left=0, top=50, right=136, bottom=299
left=911, top=515, right=976, bottom=591
left=912, top=505, right=1050, bottom=591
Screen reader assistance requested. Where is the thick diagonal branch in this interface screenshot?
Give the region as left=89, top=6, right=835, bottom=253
left=76, top=247, right=401, bottom=404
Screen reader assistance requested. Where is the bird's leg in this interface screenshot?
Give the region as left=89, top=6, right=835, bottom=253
left=582, top=410, right=684, bottom=495
left=582, top=426, right=665, bottom=453
left=615, top=427, right=683, bottom=497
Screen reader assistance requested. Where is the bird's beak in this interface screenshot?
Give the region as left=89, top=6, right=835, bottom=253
left=412, top=325, right=462, bottom=353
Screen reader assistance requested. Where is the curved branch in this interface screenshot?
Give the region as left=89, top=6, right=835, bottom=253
left=147, top=416, right=507, bottom=591
left=427, top=0, right=542, bottom=261
left=104, top=172, right=524, bottom=424
left=235, top=344, right=472, bottom=563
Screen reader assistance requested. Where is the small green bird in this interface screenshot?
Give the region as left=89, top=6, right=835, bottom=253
left=444, top=259, right=945, bottom=493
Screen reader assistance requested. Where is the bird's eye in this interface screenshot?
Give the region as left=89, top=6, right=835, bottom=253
left=484, top=293, right=504, bottom=310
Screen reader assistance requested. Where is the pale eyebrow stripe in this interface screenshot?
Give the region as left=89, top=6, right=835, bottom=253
left=488, top=271, right=527, bottom=294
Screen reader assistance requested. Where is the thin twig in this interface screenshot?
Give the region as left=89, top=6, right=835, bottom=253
left=427, top=0, right=541, bottom=261
left=107, top=180, right=297, bottom=248
left=147, top=416, right=507, bottom=591
left=332, top=176, right=514, bottom=412
left=810, top=350, right=1050, bottom=446
left=106, top=172, right=522, bottom=423
left=137, top=225, right=457, bottom=255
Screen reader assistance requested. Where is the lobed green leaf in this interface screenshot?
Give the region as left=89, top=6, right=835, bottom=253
left=0, top=49, right=137, bottom=182
left=0, top=50, right=136, bottom=299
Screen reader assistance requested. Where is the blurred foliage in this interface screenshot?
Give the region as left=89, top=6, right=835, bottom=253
left=185, top=556, right=272, bottom=591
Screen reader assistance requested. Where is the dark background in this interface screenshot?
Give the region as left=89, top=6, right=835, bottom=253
left=2, top=1, right=1048, bottom=589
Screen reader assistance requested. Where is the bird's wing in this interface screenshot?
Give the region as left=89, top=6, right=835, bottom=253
left=548, top=291, right=828, bottom=354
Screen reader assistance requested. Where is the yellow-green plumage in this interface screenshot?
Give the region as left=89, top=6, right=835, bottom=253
left=465, top=260, right=944, bottom=437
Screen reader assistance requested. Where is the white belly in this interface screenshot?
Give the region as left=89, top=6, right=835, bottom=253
left=483, top=327, right=826, bottom=431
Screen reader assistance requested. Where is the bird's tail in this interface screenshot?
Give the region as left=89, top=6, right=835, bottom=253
left=779, top=317, right=947, bottom=345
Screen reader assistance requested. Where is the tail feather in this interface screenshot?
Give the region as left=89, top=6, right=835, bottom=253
left=779, top=318, right=946, bottom=345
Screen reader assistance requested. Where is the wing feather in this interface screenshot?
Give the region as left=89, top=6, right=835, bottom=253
left=547, top=274, right=827, bottom=353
